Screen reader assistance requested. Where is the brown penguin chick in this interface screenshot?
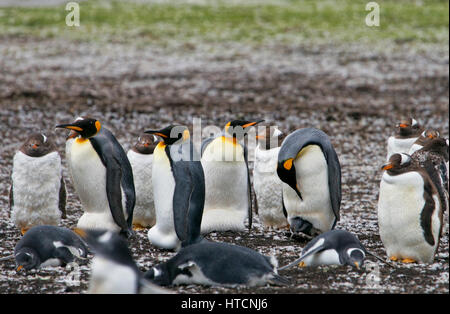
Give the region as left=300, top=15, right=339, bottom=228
left=131, top=133, right=158, bottom=155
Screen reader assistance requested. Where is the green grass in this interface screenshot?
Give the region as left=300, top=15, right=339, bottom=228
left=0, top=0, right=448, bottom=46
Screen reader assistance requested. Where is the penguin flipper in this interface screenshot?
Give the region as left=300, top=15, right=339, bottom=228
left=59, top=177, right=67, bottom=219
left=281, top=193, right=288, bottom=219
left=323, top=146, right=342, bottom=227
left=244, top=145, right=253, bottom=230
left=278, top=236, right=329, bottom=270
left=8, top=183, right=13, bottom=218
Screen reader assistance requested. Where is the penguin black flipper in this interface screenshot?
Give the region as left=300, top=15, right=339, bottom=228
left=59, top=177, right=67, bottom=219
left=420, top=171, right=442, bottom=245
left=89, top=128, right=135, bottom=236
left=281, top=193, right=288, bottom=219
left=244, top=144, right=253, bottom=230
left=9, top=183, right=13, bottom=218
left=278, top=128, right=341, bottom=226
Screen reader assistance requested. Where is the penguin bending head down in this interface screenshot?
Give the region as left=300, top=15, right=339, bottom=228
left=15, top=225, right=87, bottom=272
left=10, top=133, right=66, bottom=235
left=200, top=119, right=264, bottom=233
left=277, top=128, right=341, bottom=237
left=56, top=117, right=135, bottom=238
left=386, top=118, right=423, bottom=160
left=127, top=134, right=158, bottom=229
left=145, top=125, right=205, bottom=250
left=279, top=230, right=366, bottom=270
left=378, top=153, right=443, bottom=263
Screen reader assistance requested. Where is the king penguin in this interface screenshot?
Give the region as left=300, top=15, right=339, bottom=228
left=279, top=230, right=366, bottom=270
left=127, top=134, right=158, bottom=229
left=253, top=126, right=288, bottom=228
left=56, top=117, right=135, bottom=238
left=277, top=128, right=341, bottom=237
left=200, top=119, right=263, bottom=233
left=378, top=153, right=443, bottom=263
left=10, top=133, right=66, bottom=235
left=145, top=239, right=288, bottom=287
left=145, top=125, right=205, bottom=250
left=386, top=117, right=423, bottom=160
left=74, top=228, right=171, bottom=294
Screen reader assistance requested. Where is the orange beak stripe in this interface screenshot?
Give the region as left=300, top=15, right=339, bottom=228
left=16, top=265, right=23, bottom=272
left=154, top=132, right=168, bottom=138
left=382, top=164, right=394, bottom=170
left=242, top=122, right=257, bottom=129
left=65, top=126, right=83, bottom=132
left=399, top=124, right=408, bottom=128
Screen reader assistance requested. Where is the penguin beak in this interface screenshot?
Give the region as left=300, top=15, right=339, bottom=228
left=16, top=265, right=24, bottom=272
left=242, top=120, right=264, bottom=129
left=55, top=123, right=83, bottom=132
left=354, top=262, right=360, bottom=269
left=144, top=130, right=168, bottom=138
left=398, top=123, right=409, bottom=128
left=381, top=163, right=394, bottom=171
left=72, top=228, right=87, bottom=238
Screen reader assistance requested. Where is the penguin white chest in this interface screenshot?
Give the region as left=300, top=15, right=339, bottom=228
left=88, top=257, right=137, bottom=294
left=386, top=136, right=417, bottom=160
left=283, top=145, right=334, bottom=232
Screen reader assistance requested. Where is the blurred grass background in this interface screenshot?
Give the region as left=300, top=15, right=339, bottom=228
left=0, top=0, right=448, bottom=47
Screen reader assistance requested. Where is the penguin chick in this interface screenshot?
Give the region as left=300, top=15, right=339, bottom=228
left=200, top=119, right=264, bottom=233
left=386, top=117, right=423, bottom=160
left=253, top=126, right=288, bottom=228
left=145, top=240, right=288, bottom=287
left=127, top=134, right=158, bottom=229
left=15, top=225, right=87, bottom=272
left=74, top=228, right=171, bottom=294
left=279, top=230, right=366, bottom=270
left=10, top=132, right=66, bottom=235
left=378, top=153, right=443, bottom=263
left=56, top=117, right=135, bottom=238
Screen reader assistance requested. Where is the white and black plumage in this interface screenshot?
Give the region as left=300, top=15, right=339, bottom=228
left=408, top=129, right=440, bottom=155
left=10, top=133, right=66, bottom=235
left=75, top=229, right=170, bottom=294
left=386, top=118, right=423, bottom=160
left=14, top=225, right=87, bottom=271
left=277, top=128, right=341, bottom=237
left=127, top=134, right=158, bottom=229
left=145, top=240, right=288, bottom=287
left=145, top=125, right=205, bottom=250
left=253, top=126, right=288, bottom=228
left=200, top=119, right=263, bottom=233
left=279, top=230, right=366, bottom=270
left=56, top=117, right=135, bottom=238
left=378, top=153, right=443, bottom=263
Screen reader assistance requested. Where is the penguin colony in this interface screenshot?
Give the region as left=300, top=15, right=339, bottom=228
left=2, top=115, right=448, bottom=294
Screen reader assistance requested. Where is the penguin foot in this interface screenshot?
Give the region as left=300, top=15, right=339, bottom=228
left=133, top=224, right=147, bottom=231
left=298, top=261, right=306, bottom=267
left=389, top=256, right=398, bottom=262
left=401, top=258, right=416, bottom=264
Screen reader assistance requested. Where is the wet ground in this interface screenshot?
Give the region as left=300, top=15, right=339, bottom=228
left=0, top=37, right=448, bottom=294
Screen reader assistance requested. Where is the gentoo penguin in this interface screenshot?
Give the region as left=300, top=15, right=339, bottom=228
left=200, top=119, right=263, bottom=233
left=145, top=240, right=288, bottom=287
left=145, top=125, right=205, bottom=250
left=56, top=117, right=135, bottom=238
left=14, top=225, right=87, bottom=271
left=277, top=128, right=341, bottom=237
left=127, top=134, right=158, bottom=229
left=74, top=229, right=170, bottom=294
left=253, top=126, right=288, bottom=228
left=10, top=133, right=66, bottom=235
left=408, top=129, right=440, bottom=155
left=378, top=153, right=443, bottom=263
left=386, top=118, right=423, bottom=160
left=279, top=230, right=366, bottom=270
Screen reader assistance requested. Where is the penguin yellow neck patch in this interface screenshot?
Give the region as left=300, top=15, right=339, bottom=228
left=76, top=137, right=88, bottom=144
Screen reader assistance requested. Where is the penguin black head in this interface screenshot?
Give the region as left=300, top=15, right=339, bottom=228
left=15, top=247, right=40, bottom=272
left=256, top=126, right=284, bottom=150
left=132, top=133, right=158, bottom=154
left=144, top=264, right=174, bottom=286
left=381, top=153, right=412, bottom=173
left=144, top=125, right=189, bottom=145
left=225, top=119, right=264, bottom=139
left=56, top=117, right=102, bottom=139
left=396, top=118, right=422, bottom=137
left=20, top=133, right=56, bottom=157
left=342, top=247, right=366, bottom=269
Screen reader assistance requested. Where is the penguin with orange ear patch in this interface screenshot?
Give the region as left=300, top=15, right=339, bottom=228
left=56, top=117, right=135, bottom=238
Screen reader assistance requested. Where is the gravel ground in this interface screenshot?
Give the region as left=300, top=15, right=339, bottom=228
left=0, top=38, right=448, bottom=294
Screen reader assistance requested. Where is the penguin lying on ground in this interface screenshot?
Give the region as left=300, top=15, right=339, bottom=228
left=74, top=229, right=171, bottom=294
left=145, top=240, right=288, bottom=287
left=253, top=126, right=288, bottom=228
left=12, top=225, right=87, bottom=272
left=145, top=125, right=205, bottom=250
left=279, top=230, right=366, bottom=270
left=127, top=134, right=158, bottom=229
left=277, top=128, right=341, bottom=237
left=200, top=119, right=263, bottom=233
left=56, top=117, right=135, bottom=238
left=386, top=118, right=423, bottom=160
left=378, top=153, right=443, bottom=263
left=408, top=129, right=440, bottom=156
left=10, top=133, right=66, bottom=235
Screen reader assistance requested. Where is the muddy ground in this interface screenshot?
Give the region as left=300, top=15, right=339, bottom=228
left=0, top=38, right=448, bottom=294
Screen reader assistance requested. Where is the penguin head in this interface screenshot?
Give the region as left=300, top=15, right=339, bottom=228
left=277, top=157, right=302, bottom=200
left=20, top=133, right=56, bottom=157
left=396, top=118, right=422, bottom=137
left=15, top=247, right=40, bottom=272
left=415, top=129, right=441, bottom=146
left=144, top=125, right=189, bottom=145
left=132, top=133, right=158, bottom=154
left=381, top=153, right=411, bottom=173
left=224, top=119, right=264, bottom=140
left=56, top=117, right=102, bottom=139
left=342, top=247, right=366, bottom=269
left=256, top=126, right=284, bottom=150
left=144, top=264, right=172, bottom=286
